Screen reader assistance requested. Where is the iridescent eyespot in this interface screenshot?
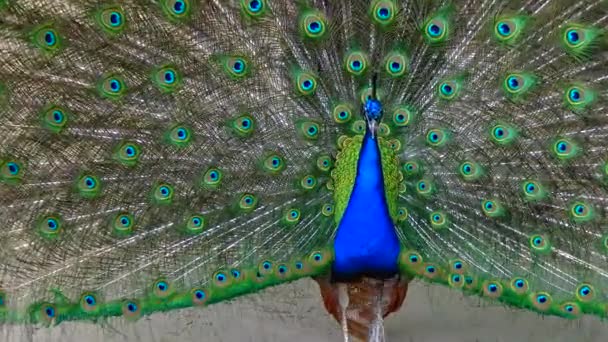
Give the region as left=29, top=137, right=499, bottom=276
left=185, top=214, right=205, bottom=234
left=316, top=155, right=332, bottom=172
left=459, top=161, right=482, bottom=181
left=502, top=72, right=536, bottom=100
left=300, top=175, right=317, bottom=190
left=391, top=106, right=414, bottom=127
left=493, top=16, right=527, bottom=44
left=80, top=293, right=99, bottom=312
left=309, top=250, right=330, bottom=267
left=489, top=123, right=517, bottom=145
left=167, top=124, right=192, bottom=147
left=569, top=201, right=594, bottom=223
left=481, top=199, right=504, bottom=218
left=521, top=180, right=546, bottom=201
left=122, top=300, right=141, bottom=319
left=40, top=303, right=57, bottom=323
left=258, top=260, right=274, bottom=276
left=576, top=283, right=595, bottom=302
left=450, top=259, right=466, bottom=274
left=41, top=105, right=69, bottom=133
left=241, top=0, right=266, bottom=18
left=396, top=207, right=408, bottom=222
left=162, top=0, right=191, bottom=20
left=217, top=55, right=250, bottom=79
left=238, top=193, right=257, bottom=211
left=285, top=208, right=301, bottom=224
left=295, top=71, right=317, bottom=96
left=202, top=167, right=223, bottom=189
left=152, top=182, right=174, bottom=205
left=351, top=120, right=366, bottom=135
left=426, top=128, right=448, bottom=147
left=483, top=281, right=503, bottom=298
left=153, top=280, right=172, bottom=298
left=551, top=138, right=579, bottom=160
left=0, top=159, right=24, bottom=184
left=322, top=203, right=334, bottom=217
left=191, top=288, right=209, bottom=305
left=232, top=114, right=255, bottom=137
left=152, top=65, right=180, bottom=92
left=424, top=13, right=450, bottom=44
left=95, top=6, right=126, bottom=34
left=30, top=24, right=62, bottom=53
left=384, top=51, right=409, bottom=77
left=114, top=141, right=141, bottom=167
left=371, top=0, right=396, bottom=25
left=510, top=278, right=529, bottom=294
left=333, top=103, right=353, bottom=124
left=300, top=11, right=327, bottom=39
left=297, top=121, right=320, bottom=140
left=429, top=210, right=447, bottom=229
left=531, top=292, right=552, bottom=311
left=437, top=80, right=460, bottom=100
left=262, top=153, right=285, bottom=174
left=345, top=50, right=368, bottom=76
left=416, top=179, right=434, bottom=196
left=76, top=174, right=102, bottom=199
left=113, top=212, right=135, bottom=236
left=529, top=234, right=551, bottom=254
left=403, top=161, right=421, bottom=177
left=213, top=271, right=231, bottom=287
left=37, top=215, right=62, bottom=238
left=561, top=24, right=601, bottom=60
left=97, top=74, right=126, bottom=99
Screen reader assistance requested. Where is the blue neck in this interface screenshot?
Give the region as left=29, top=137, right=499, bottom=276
left=331, top=131, right=401, bottom=281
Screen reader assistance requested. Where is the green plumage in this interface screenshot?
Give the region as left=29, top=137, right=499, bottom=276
left=0, top=0, right=607, bottom=340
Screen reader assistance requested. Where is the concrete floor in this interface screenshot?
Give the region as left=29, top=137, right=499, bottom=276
left=3, top=279, right=607, bottom=341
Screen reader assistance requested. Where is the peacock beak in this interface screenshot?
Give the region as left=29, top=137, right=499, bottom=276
left=367, top=118, right=379, bottom=139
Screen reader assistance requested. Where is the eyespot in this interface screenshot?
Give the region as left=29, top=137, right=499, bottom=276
left=448, top=273, right=464, bottom=288
left=403, top=161, right=421, bottom=177
left=221, top=56, right=249, bottom=78
left=459, top=161, right=482, bottom=181
left=449, top=259, right=466, bottom=274
left=191, top=288, right=209, bottom=306
left=153, top=182, right=174, bottom=204
left=426, top=128, right=448, bottom=147
left=41, top=105, right=69, bottom=133
left=521, top=180, right=546, bottom=201
left=258, top=260, right=274, bottom=276
left=202, top=167, right=223, bottom=189
left=295, top=71, right=317, bottom=95
left=437, top=80, right=460, bottom=100
left=162, top=0, right=191, bottom=20
left=97, top=74, right=126, bottom=99
left=241, top=0, right=266, bottom=18
left=297, top=121, right=321, bottom=140
left=529, top=234, right=551, bottom=254
left=316, top=155, right=332, bottom=172
left=285, top=208, right=301, bottom=224
left=152, top=65, right=180, bottom=92
left=333, top=103, right=353, bottom=124
left=371, top=0, right=396, bottom=25
left=399, top=250, right=423, bottom=271
left=424, top=14, right=450, bottom=44
left=238, top=193, right=257, bottom=212
left=38, top=214, right=63, bottom=238
left=345, top=50, right=368, bottom=76
left=39, top=303, right=57, bottom=323
left=80, top=293, right=99, bottom=312
left=309, top=250, right=332, bottom=268
left=552, top=138, right=579, bottom=160
left=113, top=212, right=135, bottom=236
left=396, top=207, right=408, bottom=222
left=481, top=199, right=504, bottom=218
left=184, top=214, right=205, bottom=234
left=502, top=72, right=536, bottom=99
left=300, top=11, right=327, bottom=39
left=96, top=6, right=126, bottom=34
left=429, top=210, right=447, bottom=229
left=489, top=123, right=517, bottom=145
left=531, top=292, right=552, bottom=311
left=114, top=141, right=141, bottom=167
left=0, top=160, right=24, bottom=184
left=569, top=201, right=594, bottom=223
left=262, top=153, right=285, bottom=174
left=321, top=203, right=334, bottom=217
left=483, top=281, right=503, bottom=298
left=510, top=277, right=529, bottom=294
left=560, top=24, right=601, bottom=60
left=416, top=179, right=434, bottom=196
left=122, top=300, right=141, bottom=319
left=153, top=279, right=172, bottom=298
left=300, top=175, right=317, bottom=190
left=351, top=120, right=366, bottom=135
left=422, top=263, right=440, bottom=279
left=560, top=302, right=581, bottom=318
left=391, top=106, right=414, bottom=127
left=575, top=283, right=595, bottom=302
left=232, top=114, right=255, bottom=137
left=213, top=271, right=232, bottom=287
left=384, top=51, right=409, bottom=77
left=77, top=174, right=102, bottom=199
left=31, top=24, right=62, bottom=53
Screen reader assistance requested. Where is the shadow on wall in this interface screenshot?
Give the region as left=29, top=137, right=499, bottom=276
left=3, top=279, right=606, bottom=342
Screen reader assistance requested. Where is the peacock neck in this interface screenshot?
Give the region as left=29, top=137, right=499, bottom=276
left=331, top=130, right=401, bottom=281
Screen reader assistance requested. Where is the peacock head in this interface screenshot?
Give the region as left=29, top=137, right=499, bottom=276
left=363, top=74, right=383, bottom=138
left=364, top=98, right=383, bottom=137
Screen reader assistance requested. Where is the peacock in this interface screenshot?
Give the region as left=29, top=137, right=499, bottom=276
left=0, top=0, right=607, bottom=341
